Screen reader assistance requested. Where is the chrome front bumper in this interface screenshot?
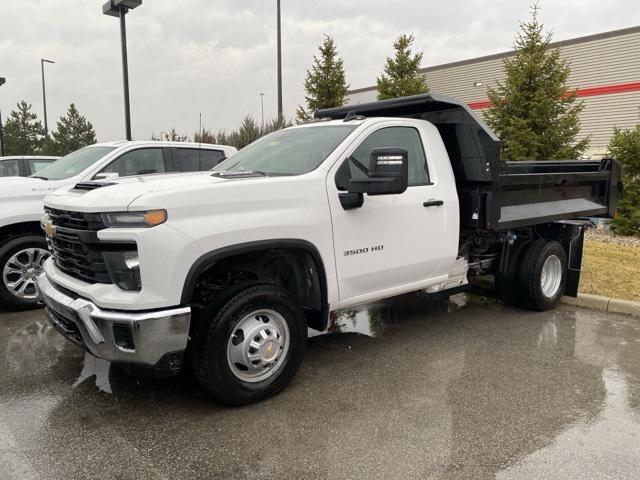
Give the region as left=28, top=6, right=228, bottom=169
left=37, top=273, right=191, bottom=368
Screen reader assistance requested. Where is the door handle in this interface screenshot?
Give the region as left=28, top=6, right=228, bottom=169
left=423, top=200, right=444, bottom=207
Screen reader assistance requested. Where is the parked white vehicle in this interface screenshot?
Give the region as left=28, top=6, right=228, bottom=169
left=0, top=155, right=60, bottom=177
left=0, top=140, right=236, bottom=309
left=38, top=94, right=620, bottom=405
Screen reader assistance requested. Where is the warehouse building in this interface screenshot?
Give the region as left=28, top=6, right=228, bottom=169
left=346, top=26, right=640, bottom=158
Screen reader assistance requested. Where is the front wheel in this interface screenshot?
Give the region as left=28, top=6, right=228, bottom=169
left=0, top=235, right=49, bottom=310
left=191, top=284, right=307, bottom=405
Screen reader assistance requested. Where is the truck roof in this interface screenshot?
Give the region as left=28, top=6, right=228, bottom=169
left=316, top=93, right=501, bottom=184
left=91, top=140, right=236, bottom=151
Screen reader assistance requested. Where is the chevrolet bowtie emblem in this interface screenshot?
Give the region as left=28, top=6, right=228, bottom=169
left=44, top=221, right=56, bottom=239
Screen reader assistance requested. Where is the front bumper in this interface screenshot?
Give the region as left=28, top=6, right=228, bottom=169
left=37, top=273, right=191, bottom=369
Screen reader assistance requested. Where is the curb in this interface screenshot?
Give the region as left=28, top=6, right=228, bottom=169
left=560, top=294, right=640, bottom=318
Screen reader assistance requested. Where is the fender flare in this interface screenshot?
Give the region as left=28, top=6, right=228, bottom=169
left=181, top=239, right=330, bottom=327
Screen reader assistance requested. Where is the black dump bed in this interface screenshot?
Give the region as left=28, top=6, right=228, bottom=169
left=317, top=93, right=621, bottom=231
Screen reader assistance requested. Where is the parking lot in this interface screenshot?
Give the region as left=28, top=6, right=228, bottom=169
left=1, top=295, right=640, bottom=480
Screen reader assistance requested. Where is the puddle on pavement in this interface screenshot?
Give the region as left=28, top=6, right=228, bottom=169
left=308, top=292, right=469, bottom=339
left=497, top=368, right=640, bottom=479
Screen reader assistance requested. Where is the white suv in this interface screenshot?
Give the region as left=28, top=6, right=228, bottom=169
left=0, top=140, right=236, bottom=310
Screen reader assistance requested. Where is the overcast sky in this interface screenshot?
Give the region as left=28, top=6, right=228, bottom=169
left=1, top=0, right=638, bottom=142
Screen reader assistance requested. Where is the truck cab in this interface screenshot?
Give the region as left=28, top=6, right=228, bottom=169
left=37, top=94, right=620, bottom=405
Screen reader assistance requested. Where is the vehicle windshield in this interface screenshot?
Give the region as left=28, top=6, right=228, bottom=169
left=30, top=146, right=117, bottom=180
left=213, top=125, right=357, bottom=176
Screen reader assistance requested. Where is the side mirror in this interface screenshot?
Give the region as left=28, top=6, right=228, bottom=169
left=339, top=148, right=409, bottom=210
left=93, top=172, right=119, bottom=181
left=348, top=148, right=408, bottom=195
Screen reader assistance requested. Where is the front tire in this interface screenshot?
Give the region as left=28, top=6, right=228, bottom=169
left=191, top=284, right=306, bottom=405
left=517, top=240, right=567, bottom=311
left=0, top=235, right=49, bottom=311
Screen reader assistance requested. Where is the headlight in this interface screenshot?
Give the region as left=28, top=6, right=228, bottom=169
left=103, top=249, right=141, bottom=291
left=102, top=209, right=167, bottom=228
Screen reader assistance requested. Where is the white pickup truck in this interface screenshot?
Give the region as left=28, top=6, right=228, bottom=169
left=0, top=141, right=236, bottom=309
left=38, top=94, right=620, bottom=405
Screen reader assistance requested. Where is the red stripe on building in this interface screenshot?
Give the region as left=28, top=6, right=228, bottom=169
left=467, top=80, right=640, bottom=110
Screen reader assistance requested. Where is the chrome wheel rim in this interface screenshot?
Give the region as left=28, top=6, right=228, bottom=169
left=540, top=254, right=562, bottom=298
left=2, top=248, right=49, bottom=300
left=226, top=309, right=290, bottom=383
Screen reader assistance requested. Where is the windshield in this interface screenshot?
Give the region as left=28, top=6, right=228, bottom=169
left=213, top=125, right=357, bottom=176
left=31, top=146, right=117, bottom=180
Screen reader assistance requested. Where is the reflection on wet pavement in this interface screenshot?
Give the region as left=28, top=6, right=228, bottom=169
left=1, top=295, right=640, bottom=479
left=72, top=352, right=112, bottom=394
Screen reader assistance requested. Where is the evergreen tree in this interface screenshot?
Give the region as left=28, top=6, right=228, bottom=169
left=376, top=33, right=429, bottom=100
left=228, top=115, right=262, bottom=149
left=49, top=104, right=97, bottom=155
left=608, top=125, right=640, bottom=236
left=297, top=35, right=349, bottom=121
left=2, top=100, right=44, bottom=155
left=483, top=4, right=589, bottom=160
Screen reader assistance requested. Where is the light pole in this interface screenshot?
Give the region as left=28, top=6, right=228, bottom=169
left=41, top=59, right=55, bottom=136
left=0, top=76, right=5, bottom=156
left=259, top=93, right=265, bottom=131
left=103, top=0, right=142, bottom=141
left=276, top=0, right=283, bottom=121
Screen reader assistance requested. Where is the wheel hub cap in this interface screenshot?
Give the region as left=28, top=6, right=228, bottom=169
left=227, top=309, right=290, bottom=383
left=2, top=248, right=49, bottom=300
left=540, top=254, right=562, bottom=298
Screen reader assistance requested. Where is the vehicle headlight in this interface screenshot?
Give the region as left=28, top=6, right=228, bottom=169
left=103, top=249, right=141, bottom=291
left=102, top=209, right=167, bottom=228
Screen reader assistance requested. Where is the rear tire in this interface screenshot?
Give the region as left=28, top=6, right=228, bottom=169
left=517, top=240, right=567, bottom=311
left=191, top=284, right=306, bottom=405
left=496, top=239, right=532, bottom=307
left=0, top=235, right=49, bottom=311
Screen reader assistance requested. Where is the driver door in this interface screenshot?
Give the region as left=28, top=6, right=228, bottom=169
left=327, top=124, right=450, bottom=304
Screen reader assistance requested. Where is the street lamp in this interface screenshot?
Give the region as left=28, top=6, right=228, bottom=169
left=276, top=0, right=283, bottom=121
left=0, top=76, right=5, bottom=156
left=41, top=59, right=55, bottom=135
left=259, top=93, right=265, bottom=131
left=103, top=0, right=142, bottom=141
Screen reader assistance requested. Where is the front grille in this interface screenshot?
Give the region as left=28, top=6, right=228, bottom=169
left=46, top=207, right=105, bottom=231
left=45, top=208, right=128, bottom=285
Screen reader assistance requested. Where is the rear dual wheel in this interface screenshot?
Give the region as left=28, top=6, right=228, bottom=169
left=498, top=239, right=567, bottom=311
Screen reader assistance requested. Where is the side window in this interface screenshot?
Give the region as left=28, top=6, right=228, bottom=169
left=335, top=126, right=430, bottom=191
left=28, top=158, right=56, bottom=175
left=199, top=149, right=225, bottom=170
left=171, top=148, right=225, bottom=172
left=0, top=159, right=20, bottom=177
left=100, top=148, right=166, bottom=177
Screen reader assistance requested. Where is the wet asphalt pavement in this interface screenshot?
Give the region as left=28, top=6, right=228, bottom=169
left=1, top=295, right=640, bottom=480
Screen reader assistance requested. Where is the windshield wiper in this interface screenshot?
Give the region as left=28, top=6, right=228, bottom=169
left=212, top=170, right=269, bottom=178
left=30, top=175, right=49, bottom=180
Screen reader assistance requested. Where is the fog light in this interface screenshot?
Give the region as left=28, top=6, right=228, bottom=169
left=103, top=249, right=141, bottom=291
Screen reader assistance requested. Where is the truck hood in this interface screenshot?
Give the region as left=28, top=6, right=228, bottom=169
left=0, top=176, right=67, bottom=196
left=45, top=171, right=228, bottom=212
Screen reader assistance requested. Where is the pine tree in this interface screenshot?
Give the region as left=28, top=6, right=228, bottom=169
left=49, top=104, right=97, bottom=155
left=483, top=4, right=589, bottom=160
left=376, top=34, right=429, bottom=100
left=297, top=35, right=349, bottom=121
left=608, top=125, right=640, bottom=236
left=228, top=115, right=262, bottom=149
left=2, top=100, right=44, bottom=155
